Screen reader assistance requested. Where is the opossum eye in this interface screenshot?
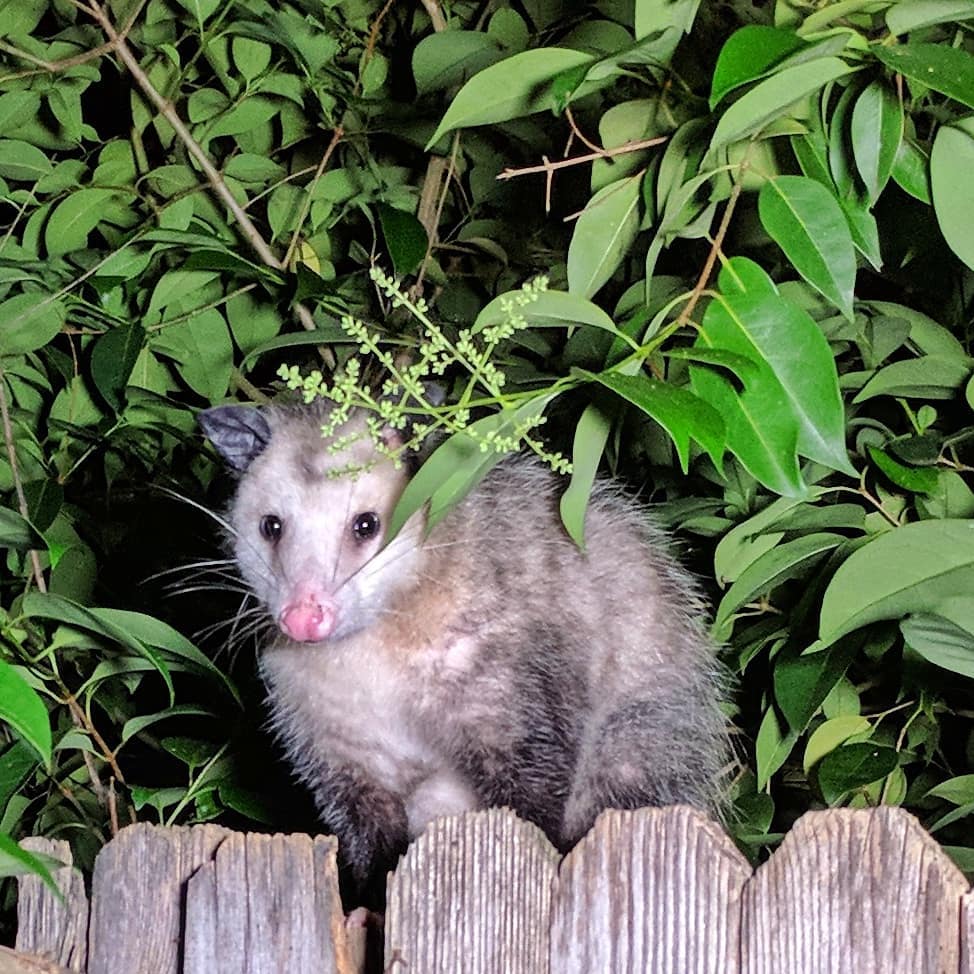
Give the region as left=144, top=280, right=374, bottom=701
left=259, top=515, right=283, bottom=542
left=351, top=511, right=380, bottom=541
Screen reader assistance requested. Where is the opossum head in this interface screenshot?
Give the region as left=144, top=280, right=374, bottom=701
left=199, top=404, right=424, bottom=645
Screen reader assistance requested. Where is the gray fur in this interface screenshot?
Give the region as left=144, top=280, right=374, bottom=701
left=202, top=404, right=728, bottom=887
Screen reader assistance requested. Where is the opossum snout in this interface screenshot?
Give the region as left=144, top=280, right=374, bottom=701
left=279, top=596, right=337, bottom=642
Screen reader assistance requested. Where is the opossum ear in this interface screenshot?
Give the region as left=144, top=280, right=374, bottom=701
left=198, top=406, right=271, bottom=472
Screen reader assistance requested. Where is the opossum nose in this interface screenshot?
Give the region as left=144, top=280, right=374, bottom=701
left=279, top=599, right=337, bottom=642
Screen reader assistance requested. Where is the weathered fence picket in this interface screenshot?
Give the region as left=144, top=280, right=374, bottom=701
left=11, top=806, right=974, bottom=974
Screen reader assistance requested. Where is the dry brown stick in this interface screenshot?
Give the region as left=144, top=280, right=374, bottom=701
left=673, top=177, right=743, bottom=330
left=497, top=136, right=668, bottom=181
left=419, top=0, right=448, bottom=32
left=0, top=369, right=46, bottom=593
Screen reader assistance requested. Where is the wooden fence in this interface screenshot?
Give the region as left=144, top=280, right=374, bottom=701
left=6, top=805, right=974, bottom=973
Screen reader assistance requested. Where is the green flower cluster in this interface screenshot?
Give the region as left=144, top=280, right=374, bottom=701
left=277, top=269, right=570, bottom=475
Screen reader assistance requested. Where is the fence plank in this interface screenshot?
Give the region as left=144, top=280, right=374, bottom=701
left=742, top=807, right=968, bottom=974
left=15, top=838, right=88, bottom=972
left=87, top=823, right=230, bottom=974
left=961, top=889, right=974, bottom=974
left=183, top=831, right=354, bottom=974
left=551, top=805, right=750, bottom=974
left=385, top=807, right=559, bottom=974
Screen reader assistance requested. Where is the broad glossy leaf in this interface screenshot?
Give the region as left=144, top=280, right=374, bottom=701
left=0, top=293, right=65, bottom=355
left=755, top=707, right=798, bottom=789
left=709, top=58, right=853, bottom=154
left=559, top=403, right=611, bottom=548
left=567, top=174, right=642, bottom=299
left=854, top=355, right=971, bottom=402
left=154, top=309, right=233, bottom=401
left=931, top=118, right=974, bottom=272
left=0, top=833, right=60, bottom=896
left=891, top=138, right=930, bottom=203
left=710, top=26, right=806, bottom=108
left=634, top=0, right=699, bottom=41
left=45, top=189, right=117, bottom=257
left=474, top=289, right=621, bottom=337
left=819, top=519, right=974, bottom=646
left=388, top=394, right=558, bottom=539
left=818, top=743, right=899, bottom=804
left=850, top=81, right=902, bottom=203
left=901, top=613, right=974, bottom=679
left=758, top=175, right=856, bottom=320
left=887, top=0, right=974, bottom=34
left=925, top=773, right=974, bottom=805
left=692, top=258, right=853, bottom=493
left=775, top=639, right=857, bottom=734
left=0, top=660, right=51, bottom=766
left=378, top=204, right=428, bottom=277
left=873, top=42, right=974, bottom=109
left=715, top=533, right=843, bottom=630
left=21, top=592, right=173, bottom=699
left=0, top=139, right=52, bottom=181
left=427, top=49, right=592, bottom=146
left=867, top=445, right=938, bottom=493
left=579, top=368, right=724, bottom=472
left=803, top=715, right=871, bottom=772
left=91, top=323, right=144, bottom=413
left=412, top=31, right=505, bottom=94
left=0, top=507, right=43, bottom=551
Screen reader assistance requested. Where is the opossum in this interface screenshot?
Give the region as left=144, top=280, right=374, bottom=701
left=199, top=402, right=727, bottom=888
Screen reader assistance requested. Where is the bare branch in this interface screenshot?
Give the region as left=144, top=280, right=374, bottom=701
left=497, top=136, right=668, bottom=181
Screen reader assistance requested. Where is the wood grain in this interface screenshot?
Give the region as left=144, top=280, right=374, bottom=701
left=15, top=838, right=88, bottom=972
left=385, top=807, right=559, bottom=973
left=87, top=823, right=229, bottom=974
left=551, top=805, right=751, bottom=973
left=960, top=888, right=974, bottom=974
left=742, top=806, right=968, bottom=974
left=183, top=831, right=353, bottom=974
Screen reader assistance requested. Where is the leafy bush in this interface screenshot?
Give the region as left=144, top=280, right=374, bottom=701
left=2, top=0, right=974, bottom=924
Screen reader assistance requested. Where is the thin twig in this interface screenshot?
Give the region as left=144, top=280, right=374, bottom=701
left=497, top=136, right=667, bottom=181
left=0, top=368, right=46, bottom=593
left=419, top=0, right=448, bottom=31
left=283, top=127, right=344, bottom=269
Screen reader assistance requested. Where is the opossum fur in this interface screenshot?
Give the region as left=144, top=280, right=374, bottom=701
left=199, top=403, right=728, bottom=887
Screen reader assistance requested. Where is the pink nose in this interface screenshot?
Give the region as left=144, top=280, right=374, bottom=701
left=279, top=600, right=337, bottom=642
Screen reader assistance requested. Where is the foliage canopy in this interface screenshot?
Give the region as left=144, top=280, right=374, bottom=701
left=2, top=0, right=974, bottom=917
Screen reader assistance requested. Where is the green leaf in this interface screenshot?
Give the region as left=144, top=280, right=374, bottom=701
left=901, top=613, right=974, bottom=679
left=803, top=715, right=871, bottom=772
left=873, top=42, right=974, bottom=109
left=21, top=592, right=174, bottom=700
left=0, top=92, right=41, bottom=135
left=709, top=58, right=854, bottom=154
left=91, top=323, right=144, bottom=413
left=388, top=395, right=558, bottom=540
left=867, top=445, right=938, bottom=493
left=891, top=138, right=930, bottom=204
left=931, top=117, right=974, bottom=272
left=819, top=519, right=974, bottom=646
left=854, top=355, right=971, bottom=402
left=427, top=48, right=592, bottom=146
left=0, top=507, right=43, bottom=551
left=559, top=403, right=612, bottom=548
left=579, top=369, right=725, bottom=472
left=755, top=706, right=798, bottom=790
left=0, top=293, right=65, bottom=355
left=567, top=174, right=642, bottom=299
left=232, top=36, right=272, bottom=81
left=0, top=833, right=61, bottom=897
left=154, top=309, right=234, bottom=401
left=850, top=81, right=902, bottom=203
left=925, top=773, right=974, bottom=805
left=710, top=26, right=807, bottom=108
left=412, top=31, right=505, bottom=94
left=818, top=743, right=899, bottom=804
left=715, top=533, right=843, bottom=631
left=775, top=639, right=857, bottom=734
left=886, top=0, right=974, bottom=34
left=378, top=204, right=428, bottom=277
left=634, top=0, right=700, bottom=41
left=692, top=258, right=853, bottom=495
left=0, top=660, right=51, bottom=767
left=758, top=175, right=856, bottom=320
left=45, top=189, right=117, bottom=258
left=474, top=289, right=622, bottom=337
left=0, top=140, right=52, bottom=181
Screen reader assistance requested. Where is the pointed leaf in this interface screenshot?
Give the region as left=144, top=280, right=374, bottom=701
left=560, top=403, right=612, bottom=548
left=0, top=660, right=51, bottom=766
left=931, top=117, right=974, bottom=272
left=427, top=49, right=592, bottom=146
left=567, top=174, right=642, bottom=299
left=850, top=81, right=903, bottom=203
left=819, top=519, right=974, bottom=646
left=873, top=42, right=974, bottom=109
left=758, top=175, right=856, bottom=320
